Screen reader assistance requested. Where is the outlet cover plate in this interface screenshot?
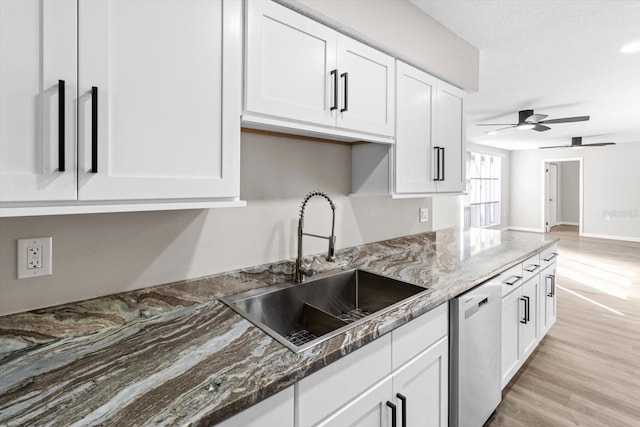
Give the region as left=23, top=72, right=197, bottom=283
left=419, top=208, right=429, bottom=223
left=17, top=237, right=52, bottom=279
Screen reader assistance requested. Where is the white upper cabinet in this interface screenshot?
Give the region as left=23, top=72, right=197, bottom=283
left=1, top=0, right=242, bottom=215
left=353, top=61, right=466, bottom=196
left=434, top=81, right=465, bottom=193
left=0, top=0, right=77, bottom=202
left=78, top=0, right=239, bottom=201
left=395, top=62, right=438, bottom=194
left=243, top=0, right=395, bottom=143
left=335, top=35, right=395, bottom=137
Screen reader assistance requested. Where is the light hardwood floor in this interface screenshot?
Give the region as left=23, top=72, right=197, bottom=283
left=487, top=226, right=640, bottom=426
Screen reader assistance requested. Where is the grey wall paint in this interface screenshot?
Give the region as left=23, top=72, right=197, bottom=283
left=510, top=143, right=640, bottom=240
left=0, top=134, right=433, bottom=315
left=559, top=161, right=580, bottom=224
left=281, top=0, right=479, bottom=91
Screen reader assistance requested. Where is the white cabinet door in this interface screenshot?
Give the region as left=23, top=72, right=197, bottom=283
left=78, top=0, right=240, bottom=200
left=0, top=0, right=77, bottom=202
left=519, top=276, right=539, bottom=360
left=540, top=263, right=557, bottom=336
left=245, top=0, right=336, bottom=127
left=336, top=35, right=395, bottom=137
left=394, top=61, right=438, bottom=194
left=319, top=377, right=393, bottom=427
left=434, top=82, right=465, bottom=193
left=501, top=287, right=521, bottom=388
left=392, top=337, right=448, bottom=427
left=216, top=386, right=294, bottom=427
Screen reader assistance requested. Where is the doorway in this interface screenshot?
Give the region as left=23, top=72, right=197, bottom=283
left=543, top=158, right=583, bottom=235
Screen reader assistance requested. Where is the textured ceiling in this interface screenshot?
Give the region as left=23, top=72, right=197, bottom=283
left=411, top=0, right=640, bottom=150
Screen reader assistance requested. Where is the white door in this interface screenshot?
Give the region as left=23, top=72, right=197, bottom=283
left=336, top=35, right=394, bottom=137
left=392, top=337, right=448, bottom=427
left=244, top=0, right=336, bottom=127
left=0, top=0, right=77, bottom=202
left=319, top=377, right=393, bottom=427
left=78, top=0, right=239, bottom=200
left=394, top=62, right=437, bottom=194
left=546, top=163, right=558, bottom=231
left=519, top=277, right=539, bottom=360
left=501, top=288, right=521, bottom=388
left=435, top=83, right=465, bottom=193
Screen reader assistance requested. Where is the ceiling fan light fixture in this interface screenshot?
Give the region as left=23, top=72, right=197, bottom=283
left=620, top=40, right=640, bottom=53
left=517, top=123, right=535, bottom=130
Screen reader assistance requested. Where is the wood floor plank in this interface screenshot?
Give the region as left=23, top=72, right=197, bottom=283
left=487, top=226, right=640, bottom=426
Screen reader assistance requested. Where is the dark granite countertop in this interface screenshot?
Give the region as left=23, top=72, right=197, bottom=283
left=0, top=228, right=556, bottom=426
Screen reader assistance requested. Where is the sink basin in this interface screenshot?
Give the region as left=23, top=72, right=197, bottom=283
left=220, top=268, right=427, bottom=352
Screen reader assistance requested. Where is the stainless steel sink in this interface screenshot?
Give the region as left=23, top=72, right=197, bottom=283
left=220, top=268, right=427, bottom=353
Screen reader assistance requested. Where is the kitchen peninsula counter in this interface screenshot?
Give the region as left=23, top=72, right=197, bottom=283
left=0, top=228, right=556, bottom=426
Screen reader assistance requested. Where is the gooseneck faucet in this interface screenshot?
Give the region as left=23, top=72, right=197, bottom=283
left=295, top=190, right=336, bottom=283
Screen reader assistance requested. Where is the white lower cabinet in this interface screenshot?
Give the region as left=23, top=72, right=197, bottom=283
left=539, top=262, right=557, bottom=337
left=301, top=303, right=448, bottom=427
left=501, top=273, right=540, bottom=388
left=392, top=337, right=448, bottom=427
left=216, top=386, right=294, bottom=427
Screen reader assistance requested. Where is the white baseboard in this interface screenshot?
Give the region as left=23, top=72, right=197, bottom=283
left=558, top=222, right=579, bottom=226
left=581, top=233, right=640, bottom=243
left=506, top=226, right=545, bottom=233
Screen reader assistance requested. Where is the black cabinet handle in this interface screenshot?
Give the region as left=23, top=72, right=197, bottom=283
left=543, top=252, right=558, bottom=262
left=58, top=80, right=65, bottom=172
left=504, top=275, right=522, bottom=286
left=386, top=401, right=397, bottom=427
left=547, top=274, right=556, bottom=297
left=330, top=69, right=338, bottom=111
left=434, top=146, right=440, bottom=181
left=91, top=86, right=98, bottom=173
left=340, top=72, right=348, bottom=112
left=524, top=295, right=530, bottom=322
left=396, top=393, right=407, bottom=427
left=440, top=147, right=445, bottom=181
left=520, top=296, right=527, bottom=324
left=525, top=264, right=540, bottom=273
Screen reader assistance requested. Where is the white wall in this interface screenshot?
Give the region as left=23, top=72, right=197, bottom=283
left=0, top=133, right=434, bottom=315
left=558, top=161, right=580, bottom=224
left=280, top=0, right=479, bottom=91
left=510, top=143, right=640, bottom=241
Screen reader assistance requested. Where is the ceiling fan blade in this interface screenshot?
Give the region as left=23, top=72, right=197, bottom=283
left=539, top=116, right=590, bottom=124
left=526, top=114, right=548, bottom=123
left=533, top=124, right=551, bottom=132
left=583, top=142, right=616, bottom=147
left=539, top=145, right=566, bottom=149
left=476, top=123, right=515, bottom=126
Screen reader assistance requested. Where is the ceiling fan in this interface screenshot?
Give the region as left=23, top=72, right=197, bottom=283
left=539, top=136, right=616, bottom=149
left=477, top=109, right=590, bottom=133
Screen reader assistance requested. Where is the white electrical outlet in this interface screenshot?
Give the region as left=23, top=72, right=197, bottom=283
left=17, top=237, right=52, bottom=279
left=419, top=208, right=429, bottom=223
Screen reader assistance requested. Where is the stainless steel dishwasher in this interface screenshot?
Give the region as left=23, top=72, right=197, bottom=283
left=450, top=275, right=502, bottom=427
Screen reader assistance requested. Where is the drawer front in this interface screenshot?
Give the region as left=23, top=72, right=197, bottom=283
left=297, top=333, right=392, bottom=427
left=392, top=302, right=448, bottom=370
left=500, top=262, right=524, bottom=297
left=522, top=253, right=541, bottom=283
left=540, top=243, right=559, bottom=270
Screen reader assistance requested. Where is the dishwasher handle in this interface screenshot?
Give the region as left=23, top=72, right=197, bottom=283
left=464, top=295, right=491, bottom=319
